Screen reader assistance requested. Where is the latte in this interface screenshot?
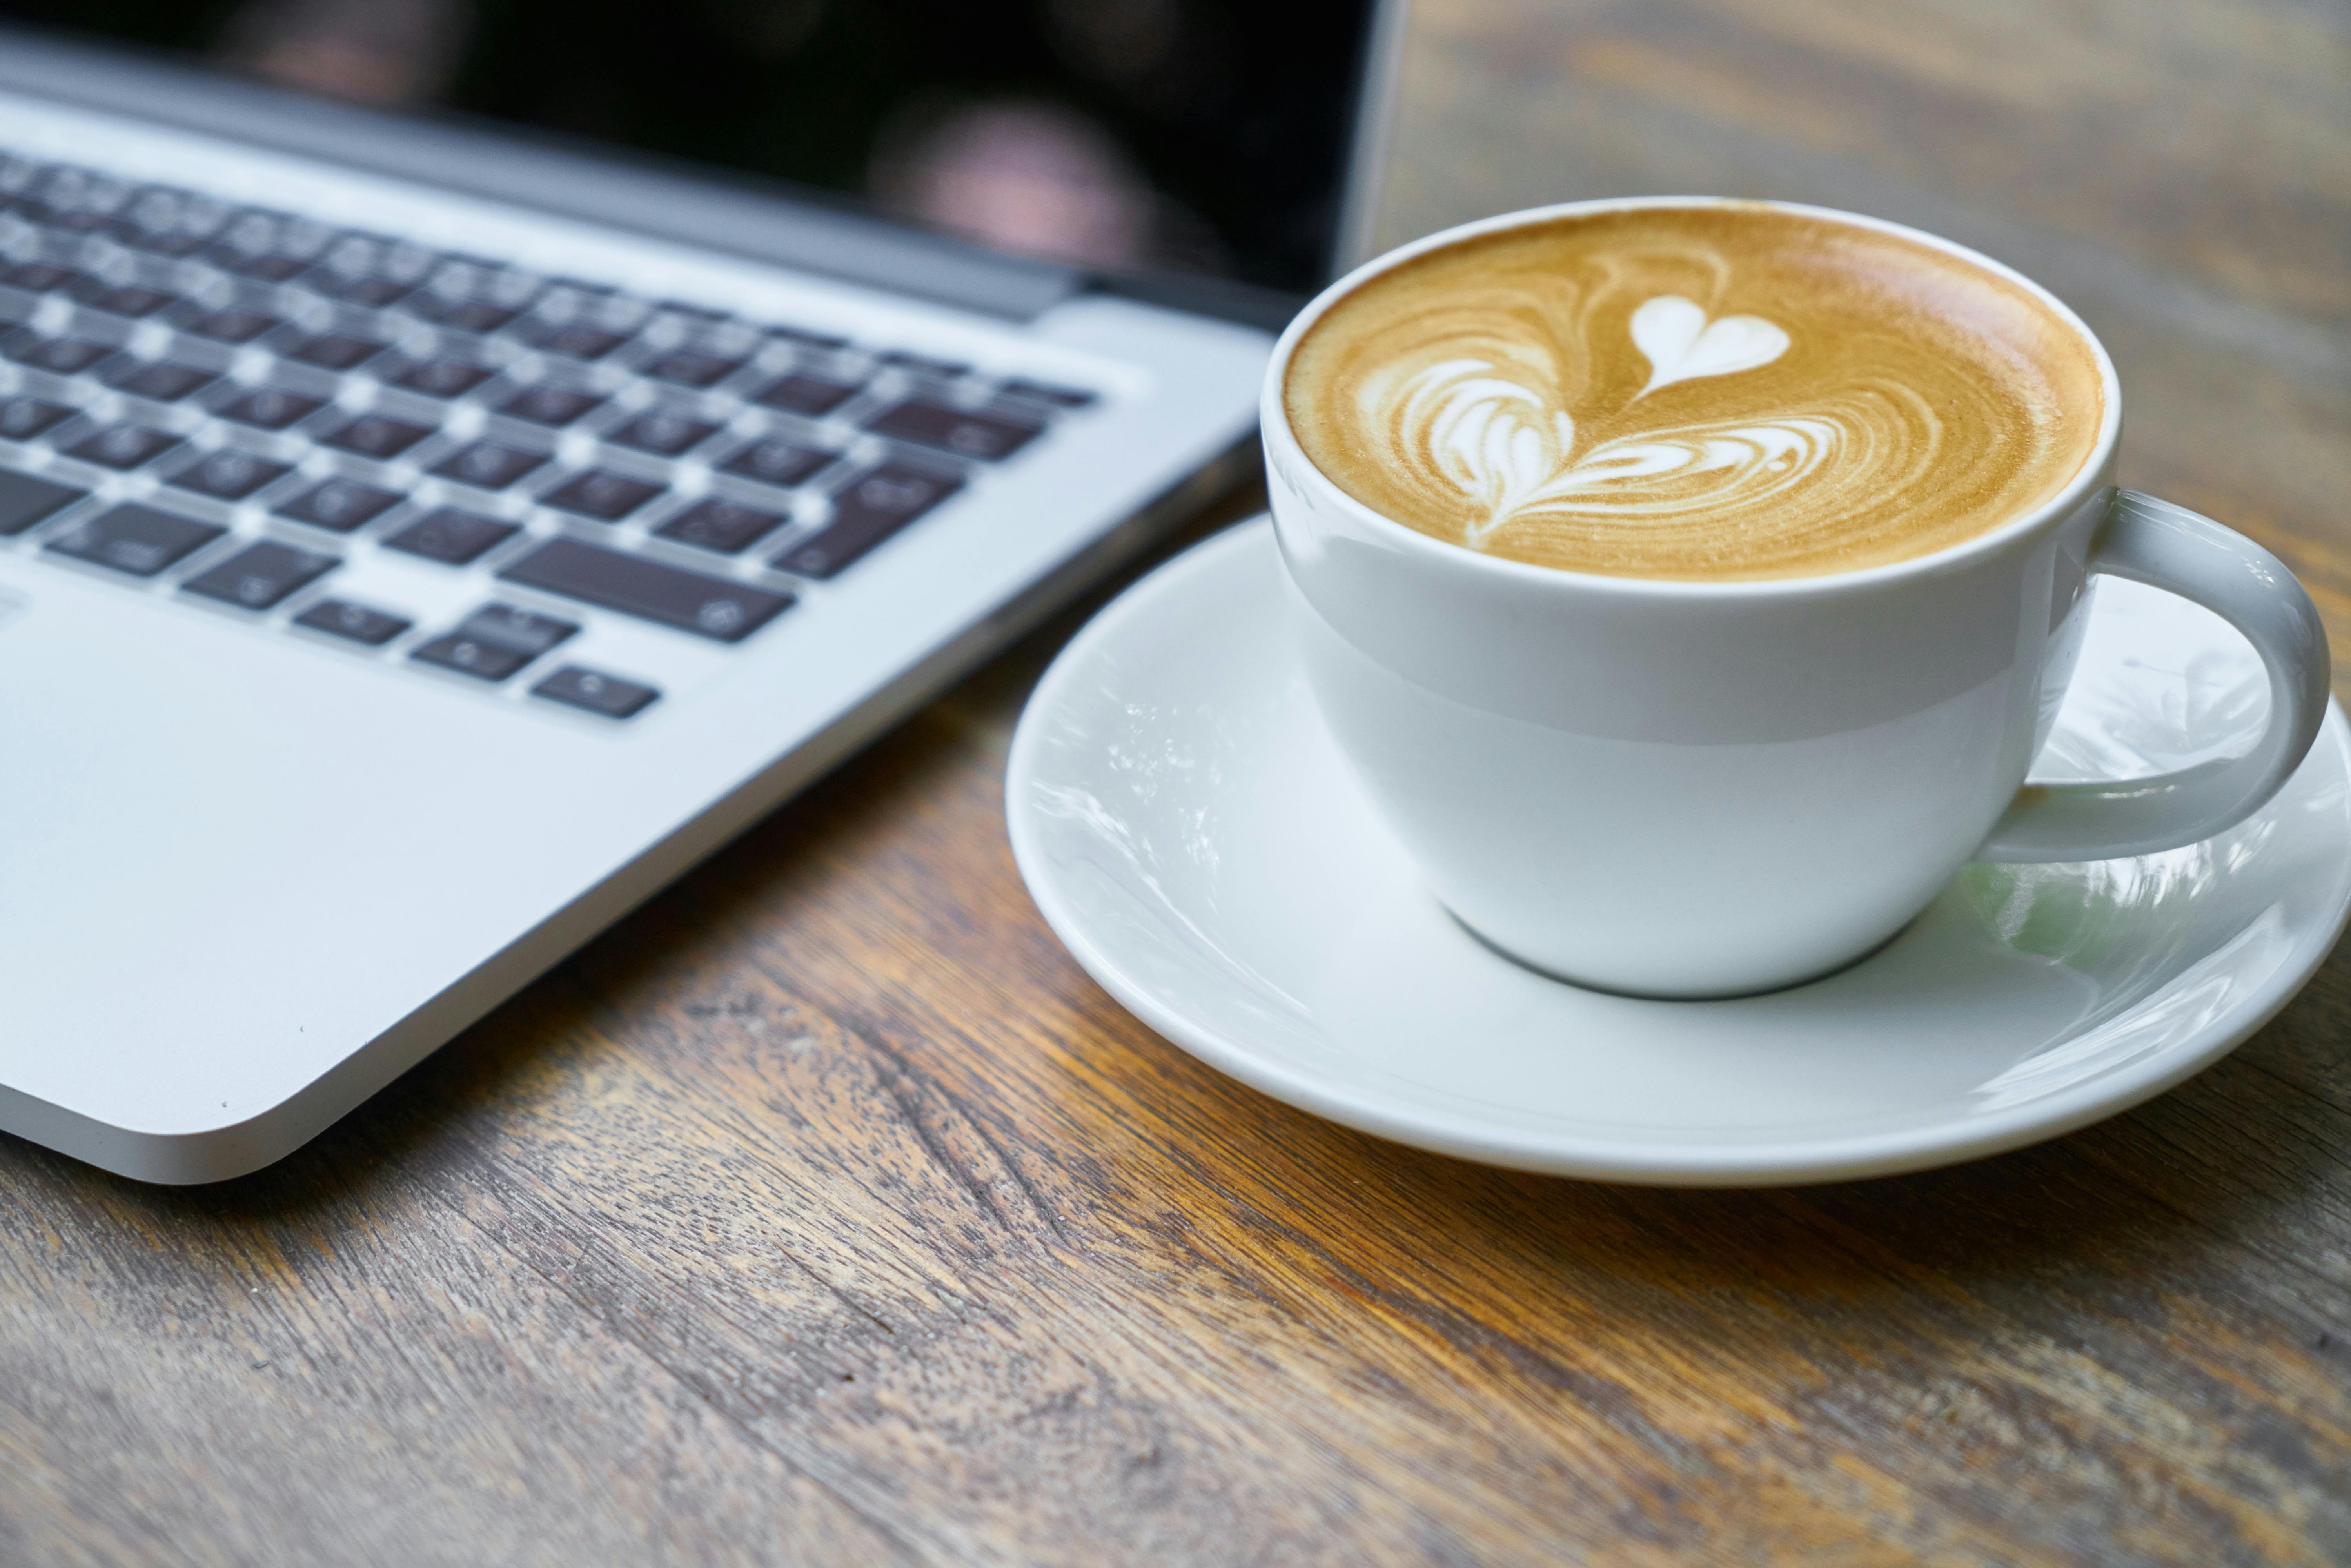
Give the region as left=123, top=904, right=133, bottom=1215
left=1283, top=204, right=2105, bottom=581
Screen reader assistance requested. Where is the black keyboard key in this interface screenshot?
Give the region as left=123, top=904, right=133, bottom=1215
left=998, top=377, right=1097, bottom=408
left=276, top=477, right=402, bottom=532
left=115, top=189, right=229, bottom=255
left=336, top=276, right=415, bottom=308
left=0, top=470, right=85, bottom=534
left=410, top=633, right=532, bottom=682
left=383, top=507, right=519, bottom=564
left=499, top=385, right=603, bottom=426
left=64, top=423, right=181, bottom=471
left=720, top=437, right=833, bottom=488
left=0, top=396, right=76, bottom=441
left=644, top=349, right=744, bottom=388
left=181, top=539, right=338, bottom=609
left=13, top=337, right=115, bottom=375
left=387, top=357, right=493, bottom=399
left=541, top=468, right=662, bottom=521
left=183, top=308, right=283, bottom=345
left=168, top=447, right=293, bottom=501
left=211, top=212, right=327, bottom=281
left=534, top=323, right=631, bottom=361
left=499, top=537, right=791, bottom=642
left=752, top=372, right=861, bottom=417
left=215, top=387, right=325, bottom=430
left=865, top=398, right=1042, bottom=461
left=113, top=361, right=217, bottom=402
left=533, top=665, right=659, bottom=719
left=459, top=602, right=579, bottom=655
left=608, top=410, right=718, bottom=456
left=774, top=462, right=963, bottom=578
left=218, top=251, right=312, bottom=283
left=71, top=279, right=179, bottom=318
left=294, top=597, right=410, bottom=646
left=434, top=300, right=523, bottom=335
left=285, top=333, right=387, bottom=371
left=655, top=496, right=785, bottom=554
left=45, top=503, right=224, bottom=576
left=432, top=441, right=547, bottom=490
left=0, top=261, right=80, bottom=293
left=321, top=414, right=434, bottom=459
left=766, top=323, right=850, bottom=351
left=877, top=350, right=968, bottom=379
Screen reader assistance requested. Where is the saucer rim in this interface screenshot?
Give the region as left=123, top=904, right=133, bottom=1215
left=1006, top=518, right=2351, bottom=1185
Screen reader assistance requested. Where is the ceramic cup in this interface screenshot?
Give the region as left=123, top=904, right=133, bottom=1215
left=1264, top=198, right=2331, bottom=998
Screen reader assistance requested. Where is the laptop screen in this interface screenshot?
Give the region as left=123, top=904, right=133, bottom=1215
left=0, top=0, right=1381, bottom=296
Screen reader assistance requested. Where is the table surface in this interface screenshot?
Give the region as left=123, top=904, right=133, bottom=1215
left=7, top=2, right=2349, bottom=1563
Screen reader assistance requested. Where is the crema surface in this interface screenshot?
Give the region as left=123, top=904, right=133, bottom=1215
left=1284, top=206, right=2105, bottom=581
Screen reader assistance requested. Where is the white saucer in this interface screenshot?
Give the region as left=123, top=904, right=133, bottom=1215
left=1006, top=519, right=2351, bottom=1185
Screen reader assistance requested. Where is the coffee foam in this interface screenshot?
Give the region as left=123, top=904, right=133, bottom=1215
left=1284, top=205, right=2106, bottom=582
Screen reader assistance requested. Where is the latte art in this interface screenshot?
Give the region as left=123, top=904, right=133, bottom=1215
left=1286, top=206, right=2104, bottom=581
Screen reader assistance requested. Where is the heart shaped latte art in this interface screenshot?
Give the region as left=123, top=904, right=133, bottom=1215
left=1630, top=295, right=1790, bottom=397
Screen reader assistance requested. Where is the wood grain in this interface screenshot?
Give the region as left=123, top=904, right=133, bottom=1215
left=5, top=2, right=2349, bottom=1563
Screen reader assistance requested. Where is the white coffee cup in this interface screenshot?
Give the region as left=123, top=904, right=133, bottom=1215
left=1264, top=198, right=2331, bottom=998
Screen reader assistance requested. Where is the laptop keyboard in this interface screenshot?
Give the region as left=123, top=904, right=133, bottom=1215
left=0, top=152, right=1099, bottom=719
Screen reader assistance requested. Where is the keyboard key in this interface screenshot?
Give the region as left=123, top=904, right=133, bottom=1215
left=534, top=323, right=631, bottom=361
left=0, top=469, right=85, bottom=534
left=533, top=665, right=659, bottom=719
left=285, top=332, right=387, bottom=371
left=433, top=300, right=523, bottom=335
left=211, top=211, right=327, bottom=280
left=499, top=385, right=603, bottom=426
left=333, top=276, right=416, bottom=308
left=113, top=361, right=218, bottom=402
left=45, top=502, right=224, bottom=576
left=70, top=279, right=179, bottom=318
left=181, top=539, right=338, bottom=609
left=608, top=410, right=718, bottom=456
left=294, top=597, right=410, bottom=645
left=644, top=349, right=744, bottom=388
left=766, top=323, right=850, bottom=351
left=719, top=437, right=834, bottom=488
left=64, top=423, right=182, bottom=470
left=183, top=308, right=283, bottom=345
left=541, top=468, right=662, bottom=521
left=864, top=398, right=1042, bottom=461
left=655, top=496, right=785, bottom=554
left=998, top=377, right=1097, bottom=408
left=382, top=506, right=519, bottom=564
left=458, top=602, right=579, bottom=655
left=877, top=351, right=968, bottom=380
left=276, top=477, right=402, bottom=532
left=410, top=633, right=532, bottom=682
left=752, top=372, right=861, bottom=417
left=12, top=336, right=116, bottom=375
left=432, top=441, right=547, bottom=490
left=0, top=396, right=76, bottom=441
left=387, top=357, right=493, bottom=398
left=775, top=462, right=963, bottom=578
left=167, top=447, right=293, bottom=501
left=321, top=414, right=434, bottom=459
left=0, top=261, right=80, bottom=293
left=499, top=537, right=792, bottom=642
left=215, top=387, right=325, bottom=430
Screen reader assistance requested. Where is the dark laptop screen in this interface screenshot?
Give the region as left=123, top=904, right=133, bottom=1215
left=0, top=0, right=1378, bottom=294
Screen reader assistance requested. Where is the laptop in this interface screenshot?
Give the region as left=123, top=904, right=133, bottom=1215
left=0, top=0, right=1407, bottom=1181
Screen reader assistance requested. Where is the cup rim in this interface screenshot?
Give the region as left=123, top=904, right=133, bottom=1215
left=1261, top=195, right=2125, bottom=599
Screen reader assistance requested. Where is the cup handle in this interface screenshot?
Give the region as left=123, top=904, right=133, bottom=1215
left=1975, top=489, right=2332, bottom=863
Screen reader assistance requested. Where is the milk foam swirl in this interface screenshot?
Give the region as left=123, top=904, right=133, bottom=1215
left=1285, top=207, right=2103, bottom=581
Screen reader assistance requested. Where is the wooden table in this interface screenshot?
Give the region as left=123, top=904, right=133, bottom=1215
left=7, top=2, right=2347, bottom=1562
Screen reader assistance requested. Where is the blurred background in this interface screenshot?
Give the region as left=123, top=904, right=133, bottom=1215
left=0, top=0, right=1370, bottom=291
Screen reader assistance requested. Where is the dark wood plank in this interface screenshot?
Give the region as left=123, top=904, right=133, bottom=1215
left=5, top=0, right=2349, bottom=1562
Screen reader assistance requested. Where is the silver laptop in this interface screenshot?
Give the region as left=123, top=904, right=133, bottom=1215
left=0, top=1, right=1408, bottom=1180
